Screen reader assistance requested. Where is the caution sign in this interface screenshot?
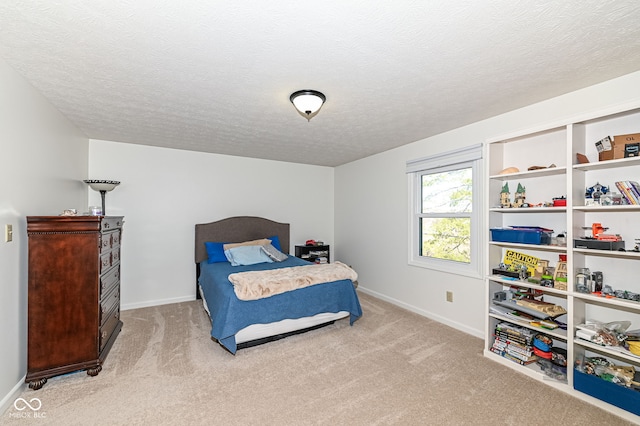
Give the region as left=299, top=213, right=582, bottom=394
left=503, top=250, right=539, bottom=275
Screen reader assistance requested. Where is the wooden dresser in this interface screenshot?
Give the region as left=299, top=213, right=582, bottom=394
left=26, top=216, right=124, bottom=390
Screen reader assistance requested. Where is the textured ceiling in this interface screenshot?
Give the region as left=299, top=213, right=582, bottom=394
left=1, top=1, right=640, bottom=166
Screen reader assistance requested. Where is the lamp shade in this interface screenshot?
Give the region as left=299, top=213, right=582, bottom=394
left=84, top=180, right=120, bottom=192
left=84, top=180, right=120, bottom=215
left=290, top=90, right=326, bottom=120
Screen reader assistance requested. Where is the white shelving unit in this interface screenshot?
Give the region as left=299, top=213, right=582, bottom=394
left=484, top=101, right=640, bottom=423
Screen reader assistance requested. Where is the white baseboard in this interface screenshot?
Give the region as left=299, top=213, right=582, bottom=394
left=124, top=287, right=485, bottom=340
left=121, top=295, right=195, bottom=311
left=1, top=376, right=26, bottom=417
left=357, top=286, right=484, bottom=339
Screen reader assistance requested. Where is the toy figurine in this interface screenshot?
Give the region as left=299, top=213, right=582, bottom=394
left=602, top=285, right=615, bottom=297
left=581, top=223, right=622, bottom=242
left=500, top=183, right=511, bottom=208
left=585, top=182, right=609, bottom=205
left=518, top=264, right=528, bottom=280
left=530, top=259, right=549, bottom=283
left=514, top=183, right=526, bottom=207
left=614, top=290, right=640, bottom=302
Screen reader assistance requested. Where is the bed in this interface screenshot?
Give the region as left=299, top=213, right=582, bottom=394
left=195, top=216, right=362, bottom=353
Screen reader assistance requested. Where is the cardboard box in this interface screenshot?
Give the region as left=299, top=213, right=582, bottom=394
left=598, top=133, right=640, bottom=161
left=615, top=133, right=640, bottom=158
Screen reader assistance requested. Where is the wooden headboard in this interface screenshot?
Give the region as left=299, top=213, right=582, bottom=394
left=194, top=216, right=290, bottom=263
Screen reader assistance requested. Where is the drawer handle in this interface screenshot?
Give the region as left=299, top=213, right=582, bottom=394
left=102, top=330, right=108, bottom=340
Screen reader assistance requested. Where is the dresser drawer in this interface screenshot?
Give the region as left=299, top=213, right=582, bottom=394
left=111, top=231, right=120, bottom=248
left=99, top=248, right=121, bottom=273
left=101, top=217, right=123, bottom=232
left=111, top=247, right=120, bottom=265
left=100, top=306, right=120, bottom=350
left=99, top=252, right=111, bottom=273
left=100, top=233, right=111, bottom=252
left=100, top=266, right=120, bottom=297
left=100, top=230, right=121, bottom=253
left=100, top=286, right=120, bottom=325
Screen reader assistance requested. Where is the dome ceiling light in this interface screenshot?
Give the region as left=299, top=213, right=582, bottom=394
left=289, top=90, right=326, bottom=121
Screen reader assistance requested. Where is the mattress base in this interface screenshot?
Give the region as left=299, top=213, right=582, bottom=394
left=234, top=310, right=350, bottom=344
left=236, top=320, right=336, bottom=350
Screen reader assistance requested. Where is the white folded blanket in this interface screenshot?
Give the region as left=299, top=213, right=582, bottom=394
left=228, top=261, right=358, bottom=301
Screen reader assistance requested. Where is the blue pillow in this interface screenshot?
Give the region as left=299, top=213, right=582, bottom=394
left=268, top=235, right=282, bottom=252
left=205, top=242, right=228, bottom=264
left=224, top=245, right=274, bottom=266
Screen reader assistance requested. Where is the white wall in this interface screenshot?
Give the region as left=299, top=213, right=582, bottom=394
left=0, top=58, right=88, bottom=413
left=87, top=140, right=335, bottom=309
left=334, top=71, right=640, bottom=338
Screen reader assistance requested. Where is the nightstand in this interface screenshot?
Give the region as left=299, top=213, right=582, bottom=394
left=294, top=245, right=330, bottom=263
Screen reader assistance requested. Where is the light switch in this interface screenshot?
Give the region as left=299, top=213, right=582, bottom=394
left=5, top=224, right=13, bottom=242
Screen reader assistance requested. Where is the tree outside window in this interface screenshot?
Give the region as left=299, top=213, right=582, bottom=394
left=420, top=168, right=472, bottom=263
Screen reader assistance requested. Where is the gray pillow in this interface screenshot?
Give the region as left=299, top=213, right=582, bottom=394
left=261, top=243, right=288, bottom=262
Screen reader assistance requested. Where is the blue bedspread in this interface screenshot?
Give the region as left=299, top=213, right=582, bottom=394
left=198, top=256, right=362, bottom=353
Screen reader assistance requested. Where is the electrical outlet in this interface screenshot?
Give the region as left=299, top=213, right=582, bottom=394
left=446, top=291, right=453, bottom=303
left=5, top=224, right=13, bottom=242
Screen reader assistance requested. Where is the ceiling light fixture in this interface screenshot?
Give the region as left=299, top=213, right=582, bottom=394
left=290, top=90, right=326, bottom=121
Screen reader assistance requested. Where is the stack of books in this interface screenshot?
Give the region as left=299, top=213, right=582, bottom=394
left=615, top=181, right=640, bottom=205
left=490, top=322, right=538, bottom=365
left=309, top=250, right=328, bottom=264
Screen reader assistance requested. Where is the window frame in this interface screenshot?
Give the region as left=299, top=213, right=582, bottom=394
left=407, top=144, right=483, bottom=278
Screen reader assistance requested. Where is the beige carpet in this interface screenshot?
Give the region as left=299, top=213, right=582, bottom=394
left=1, top=293, right=635, bottom=425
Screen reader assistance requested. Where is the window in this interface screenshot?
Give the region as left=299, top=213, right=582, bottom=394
left=407, top=144, right=483, bottom=277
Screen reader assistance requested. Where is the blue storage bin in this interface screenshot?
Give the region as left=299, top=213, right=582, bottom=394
left=490, top=227, right=552, bottom=245
left=574, top=370, right=640, bottom=416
